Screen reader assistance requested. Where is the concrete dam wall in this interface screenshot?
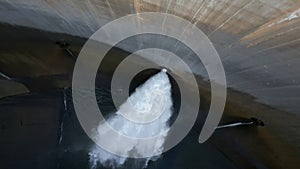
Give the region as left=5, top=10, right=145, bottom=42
left=0, top=0, right=300, bottom=169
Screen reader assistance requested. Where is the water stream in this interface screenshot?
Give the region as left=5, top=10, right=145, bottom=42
left=89, top=70, right=173, bottom=169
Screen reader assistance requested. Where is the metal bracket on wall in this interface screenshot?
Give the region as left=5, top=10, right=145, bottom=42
left=56, top=40, right=77, bottom=60
left=216, top=118, right=265, bottom=129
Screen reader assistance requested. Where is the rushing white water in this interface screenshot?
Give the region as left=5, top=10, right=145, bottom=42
left=89, top=70, right=173, bottom=169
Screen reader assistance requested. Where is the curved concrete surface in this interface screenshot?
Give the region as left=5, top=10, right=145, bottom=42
left=1, top=0, right=299, bottom=114
left=0, top=0, right=300, bottom=169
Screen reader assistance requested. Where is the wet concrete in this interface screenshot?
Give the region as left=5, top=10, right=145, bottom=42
left=0, top=91, right=63, bottom=169
left=0, top=15, right=299, bottom=169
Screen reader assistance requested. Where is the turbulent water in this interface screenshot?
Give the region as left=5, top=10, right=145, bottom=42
left=89, top=70, right=173, bottom=169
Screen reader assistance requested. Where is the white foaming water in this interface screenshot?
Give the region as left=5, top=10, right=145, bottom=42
left=89, top=70, right=173, bottom=169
